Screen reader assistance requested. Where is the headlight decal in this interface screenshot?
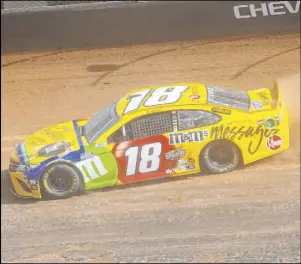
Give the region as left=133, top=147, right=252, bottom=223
left=17, top=142, right=29, bottom=165
left=38, top=141, right=71, bottom=157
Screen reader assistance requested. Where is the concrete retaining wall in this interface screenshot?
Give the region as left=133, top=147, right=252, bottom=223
left=1, top=1, right=300, bottom=53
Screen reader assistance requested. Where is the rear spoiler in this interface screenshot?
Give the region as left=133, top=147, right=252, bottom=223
left=269, top=81, right=281, bottom=109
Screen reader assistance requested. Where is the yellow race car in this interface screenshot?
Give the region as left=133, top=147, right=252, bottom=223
left=8, top=81, right=289, bottom=199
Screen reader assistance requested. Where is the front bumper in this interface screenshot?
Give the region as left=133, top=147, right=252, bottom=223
left=8, top=171, right=42, bottom=199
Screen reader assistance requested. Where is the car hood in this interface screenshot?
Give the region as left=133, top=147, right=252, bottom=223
left=12, top=120, right=83, bottom=165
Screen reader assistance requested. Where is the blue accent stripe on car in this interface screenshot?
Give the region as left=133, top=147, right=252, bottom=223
left=20, top=142, right=29, bottom=164
left=17, top=142, right=29, bottom=165
left=16, top=144, right=23, bottom=164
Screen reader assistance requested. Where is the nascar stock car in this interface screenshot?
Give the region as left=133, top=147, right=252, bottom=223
left=8, top=81, right=289, bottom=199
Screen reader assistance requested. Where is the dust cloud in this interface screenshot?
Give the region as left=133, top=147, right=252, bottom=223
left=276, top=73, right=300, bottom=165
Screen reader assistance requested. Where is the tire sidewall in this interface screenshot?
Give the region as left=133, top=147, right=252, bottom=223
left=41, top=162, right=81, bottom=199
left=201, top=141, right=240, bottom=174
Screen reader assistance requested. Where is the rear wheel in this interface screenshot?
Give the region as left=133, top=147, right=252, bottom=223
left=41, top=163, right=82, bottom=199
left=200, top=141, right=240, bottom=174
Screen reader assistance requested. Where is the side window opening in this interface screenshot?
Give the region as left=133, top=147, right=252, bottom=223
left=131, top=112, right=173, bottom=140
left=107, top=112, right=173, bottom=144
left=177, top=110, right=221, bottom=131
left=107, top=125, right=129, bottom=144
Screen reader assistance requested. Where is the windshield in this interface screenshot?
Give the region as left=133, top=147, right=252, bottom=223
left=84, top=102, right=119, bottom=144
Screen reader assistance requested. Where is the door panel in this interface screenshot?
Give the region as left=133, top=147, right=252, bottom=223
left=76, top=144, right=119, bottom=190
left=112, top=135, right=177, bottom=184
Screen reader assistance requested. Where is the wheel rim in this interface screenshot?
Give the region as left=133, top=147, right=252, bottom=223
left=47, top=172, right=73, bottom=193
left=208, top=146, right=235, bottom=167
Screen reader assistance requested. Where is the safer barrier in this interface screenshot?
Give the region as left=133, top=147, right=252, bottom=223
left=1, top=1, right=300, bottom=53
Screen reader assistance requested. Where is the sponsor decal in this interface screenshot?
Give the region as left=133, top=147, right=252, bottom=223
left=178, top=159, right=196, bottom=171
left=80, top=152, right=94, bottom=161
left=16, top=164, right=40, bottom=177
left=95, top=142, right=106, bottom=148
left=267, top=134, right=283, bottom=151
left=257, top=116, right=281, bottom=129
left=211, top=125, right=279, bottom=154
left=76, top=155, right=108, bottom=183
left=257, top=91, right=272, bottom=105
left=179, top=159, right=195, bottom=170
left=13, top=164, right=32, bottom=172
left=174, top=161, right=186, bottom=172
left=178, top=159, right=187, bottom=166
left=251, top=100, right=263, bottom=110
left=169, top=130, right=208, bottom=145
left=188, top=157, right=195, bottom=166
left=166, top=158, right=196, bottom=175
left=233, top=1, right=300, bottom=19
left=186, top=165, right=195, bottom=170
left=166, top=169, right=177, bottom=177
left=28, top=164, right=39, bottom=170
left=29, top=180, right=38, bottom=190
left=190, top=94, right=200, bottom=100
left=212, top=107, right=231, bottom=115
left=165, top=147, right=186, bottom=160
left=264, top=117, right=278, bottom=130
left=257, top=91, right=271, bottom=100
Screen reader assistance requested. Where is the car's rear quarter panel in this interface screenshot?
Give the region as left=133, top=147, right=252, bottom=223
left=204, top=103, right=289, bottom=167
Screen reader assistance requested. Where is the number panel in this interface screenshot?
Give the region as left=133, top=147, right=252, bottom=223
left=122, top=86, right=188, bottom=115
left=123, top=89, right=151, bottom=115
left=112, top=135, right=177, bottom=184
left=144, top=86, right=188, bottom=107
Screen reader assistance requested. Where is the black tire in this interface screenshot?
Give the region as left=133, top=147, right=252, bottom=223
left=200, top=141, right=240, bottom=174
left=41, top=163, right=82, bottom=199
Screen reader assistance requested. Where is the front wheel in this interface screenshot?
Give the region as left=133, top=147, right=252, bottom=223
left=41, top=163, right=82, bottom=199
left=200, top=141, right=240, bottom=174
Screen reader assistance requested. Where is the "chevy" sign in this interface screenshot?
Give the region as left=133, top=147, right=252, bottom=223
left=233, top=1, right=300, bottom=19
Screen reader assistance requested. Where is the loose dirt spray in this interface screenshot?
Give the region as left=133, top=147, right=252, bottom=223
left=252, top=73, right=300, bottom=169
left=256, top=73, right=300, bottom=168
left=277, top=73, right=300, bottom=165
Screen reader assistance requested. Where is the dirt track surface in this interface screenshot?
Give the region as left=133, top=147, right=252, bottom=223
left=1, top=34, right=300, bottom=263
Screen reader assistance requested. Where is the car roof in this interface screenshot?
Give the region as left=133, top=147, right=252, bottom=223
left=115, top=82, right=209, bottom=117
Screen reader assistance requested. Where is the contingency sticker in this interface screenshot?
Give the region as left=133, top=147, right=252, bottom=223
left=266, top=134, right=283, bottom=151
left=165, top=147, right=186, bottom=160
